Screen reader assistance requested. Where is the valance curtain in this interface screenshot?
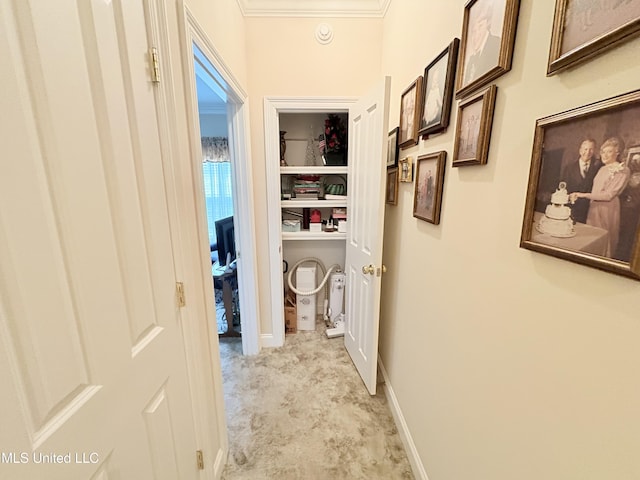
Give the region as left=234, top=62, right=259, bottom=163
left=201, top=137, right=233, bottom=245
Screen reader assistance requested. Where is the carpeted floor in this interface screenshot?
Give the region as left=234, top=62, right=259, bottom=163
left=218, top=323, right=414, bottom=479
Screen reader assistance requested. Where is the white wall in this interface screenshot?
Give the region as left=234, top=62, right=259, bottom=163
left=185, top=0, right=248, bottom=87
left=245, top=17, right=383, bottom=335
left=380, top=1, right=640, bottom=479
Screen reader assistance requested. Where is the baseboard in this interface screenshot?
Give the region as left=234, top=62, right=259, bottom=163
left=212, top=446, right=226, bottom=480
left=378, top=355, right=429, bottom=480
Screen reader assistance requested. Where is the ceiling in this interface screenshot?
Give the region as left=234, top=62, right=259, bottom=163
left=235, top=0, right=390, bottom=17
left=196, top=0, right=391, bottom=113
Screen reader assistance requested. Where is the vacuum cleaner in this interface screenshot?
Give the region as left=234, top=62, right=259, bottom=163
left=287, top=257, right=346, bottom=338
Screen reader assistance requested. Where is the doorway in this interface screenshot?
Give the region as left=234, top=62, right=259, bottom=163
left=182, top=8, right=260, bottom=356
left=193, top=44, right=240, bottom=337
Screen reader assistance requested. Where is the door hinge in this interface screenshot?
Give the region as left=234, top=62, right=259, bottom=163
left=150, top=47, right=160, bottom=83
left=196, top=450, right=204, bottom=470
left=176, top=282, right=186, bottom=307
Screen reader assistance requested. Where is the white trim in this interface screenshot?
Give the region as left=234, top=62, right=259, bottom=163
left=260, top=333, right=280, bottom=349
left=378, top=355, right=429, bottom=480
left=235, top=0, right=391, bottom=17
left=182, top=5, right=260, bottom=357
left=264, top=96, right=357, bottom=349
left=228, top=100, right=261, bottom=356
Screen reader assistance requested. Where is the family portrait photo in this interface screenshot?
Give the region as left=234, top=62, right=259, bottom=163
left=413, top=151, right=446, bottom=224
left=452, top=85, right=497, bottom=166
left=387, top=127, right=399, bottom=168
left=521, top=89, right=640, bottom=280
left=419, top=39, right=459, bottom=137
left=386, top=167, right=399, bottom=205
left=399, top=77, right=423, bottom=148
left=456, top=0, right=520, bottom=99
left=548, top=0, right=640, bottom=73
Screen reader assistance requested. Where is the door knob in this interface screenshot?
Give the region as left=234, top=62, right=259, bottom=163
left=362, top=264, right=375, bottom=275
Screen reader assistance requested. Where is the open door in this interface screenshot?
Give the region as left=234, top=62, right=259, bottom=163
left=0, top=1, right=206, bottom=477
left=344, top=77, right=391, bottom=395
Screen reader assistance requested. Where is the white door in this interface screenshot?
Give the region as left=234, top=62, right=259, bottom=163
left=0, top=1, right=199, bottom=478
left=344, top=78, right=391, bottom=395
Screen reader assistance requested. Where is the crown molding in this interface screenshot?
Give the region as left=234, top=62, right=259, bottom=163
left=235, top=0, right=390, bottom=18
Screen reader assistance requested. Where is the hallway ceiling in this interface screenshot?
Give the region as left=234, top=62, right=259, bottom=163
left=236, top=0, right=390, bottom=17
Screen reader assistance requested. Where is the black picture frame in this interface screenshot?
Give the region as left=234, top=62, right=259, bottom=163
left=419, top=38, right=460, bottom=137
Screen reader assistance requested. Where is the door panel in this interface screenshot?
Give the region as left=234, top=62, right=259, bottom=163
left=0, top=1, right=198, bottom=478
left=344, top=78, right=391, bottom=395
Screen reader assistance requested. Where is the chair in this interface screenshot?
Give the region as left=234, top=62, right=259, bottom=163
left=210, top=242, right=219, bottom=264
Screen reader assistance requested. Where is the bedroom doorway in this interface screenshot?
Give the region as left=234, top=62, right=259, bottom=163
left=193, top=44, right=240, bottom=337
left=182, top=10, right=260, bottom=356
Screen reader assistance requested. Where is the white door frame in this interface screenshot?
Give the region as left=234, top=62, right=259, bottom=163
left=263, top=97, right=356, bottom=348
left=179, top=5, right=261, bottom=357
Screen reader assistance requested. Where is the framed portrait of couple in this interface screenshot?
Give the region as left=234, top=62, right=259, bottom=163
left=398, top=77, right=423, bottom=149
left=387, top=127, right=399, bottom=168
left=413, top=151, right=446, bottom=224
left=520, top=89, right=640, bottom=281
left=386, top=168, right=399, bottom=206
left=418, top=39, right=460, bottom=138
left=452, top=84, right=497, bottom=167
left=547, top=0, right=640, bottom=74
left=456, top=0, right=521, bottom=99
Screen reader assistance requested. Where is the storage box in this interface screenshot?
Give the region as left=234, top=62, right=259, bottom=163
left=284, top=306, right=297, bottom=333
left=338, top=220, right=347, bottom=233
left=282, top=219, right=301, bottom=232
left=309, top=222, right=322, bottom=233
left=284, top=289, right=297, bottom=334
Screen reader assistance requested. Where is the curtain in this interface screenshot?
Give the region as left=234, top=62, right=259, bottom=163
left=201, top=137, right=233, bottom=245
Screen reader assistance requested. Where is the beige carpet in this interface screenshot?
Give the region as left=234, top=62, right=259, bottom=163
left=219, top=325, right=414, bottom=479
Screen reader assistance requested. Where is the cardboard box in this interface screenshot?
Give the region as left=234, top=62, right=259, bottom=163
left=284, top=290, right=297, bottom=333
left=284, top=306, right=297, bottom=334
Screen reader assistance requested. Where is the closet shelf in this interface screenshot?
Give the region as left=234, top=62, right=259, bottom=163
left=280, top=166, right=347, bottom=175
left=282, top=231, right=347, bottom=241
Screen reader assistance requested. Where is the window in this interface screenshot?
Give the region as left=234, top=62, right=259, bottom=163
left=203, top=161, right=233, bottom=244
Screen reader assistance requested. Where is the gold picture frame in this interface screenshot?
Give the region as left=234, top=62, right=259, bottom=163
left=547, top=0, right=640, bottom=75
left=413, top=151, right=447, bottom=224
left=399, top=77, right=424, bottom=149
left=452, top=84, right=497, bottom=167
left=520, top=89, right=640, bottom=280
left=455, top=0, right=521, bottom=99
left=386, top=167, right=399, bottom=205
left=399, top=156, right=413, bottom=182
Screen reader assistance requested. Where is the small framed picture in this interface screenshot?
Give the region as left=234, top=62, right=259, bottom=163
left=419, top=38, right=460, bottom=137
left=456, top=0, right=521, bottom=99
left=452, top=84, right=497, bottom=167
left=626, top=145, right=640, bottom=165
left=399, top=156, right=413, bottom=182
left=413, top=151, right=447, bottom=224
left=548, top=0, right=640, bottom=75
left=387, top=127, right=399, bottom=168
left=399, top=76, right=424, bottom=149
left=520, top=89, right=640, bottom=280
left=386, top=167, right=399, bottom=205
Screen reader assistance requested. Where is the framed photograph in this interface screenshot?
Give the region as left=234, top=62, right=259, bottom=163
left=413, top=151, right=447, bottom=224
left=418, top=38, right=460, bottom=137
left=452, top=84, right=497, bottom=167
left=399, top=76, right=424, bottom=149
left=547, top=0, right=640, bottom=75
left=386, top=167, right=399, bottom=205
left=520, top=89, right=640, bottom=280
left=456, top=0, right=521, bottom=99
left=627, top=144, right=640, bottom=164
left=399, top=156, right=413, bottom=182
left=387, top=127, right=399, bottom=168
